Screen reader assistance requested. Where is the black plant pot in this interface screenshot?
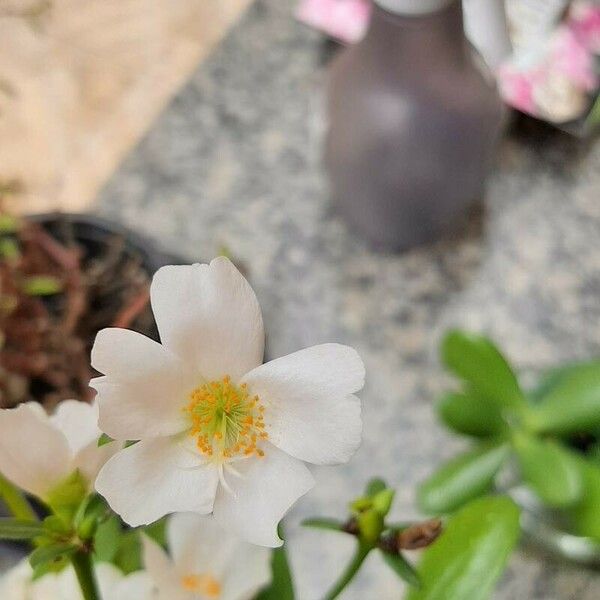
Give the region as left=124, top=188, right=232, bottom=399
left=31, top=212, right=184, bottom=341
left=32, top=212, right=181, bottom=274
left=0, top=213, right=185, bottom=559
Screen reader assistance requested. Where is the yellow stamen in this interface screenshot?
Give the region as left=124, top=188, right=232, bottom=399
left=181, top=574, right=221, bottom=597
left=184, top=376, right=268, bottom=462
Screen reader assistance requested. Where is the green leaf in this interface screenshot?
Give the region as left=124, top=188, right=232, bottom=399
left=145, top=517, right=168, bottom=547
left=97, top=433, right=114, bottom=447
left=113, top=530, right=142, bottom=574
left=418, top=442, right=511, bottom=514
left=0, top=473, right=38, bottom=521
left=513, top=434, right=582, bottom=507
left=585, top=94, right=600, bottom=128
left=405, top=496, right=520, bottom=600
left=46, top=471, right=88, bottom=517
left=0, top=238, right=20, bottom=260
left=302, top=517, right=345, bottom=532
left=438, top=392, right=506, bottom=438
left=0, top=518, right=44, bottom=540
left=441, top=330, right=525, bottom=410
left=566, top=456, right=600, bottom=541
left=80, top=494, right=109, bottom=525
left=365, top=478, right=387, bottom=497
left=256, top=526, right=295, bottom=600
left=528, top=361, right=600, bottom=435
left=94, top=516, right=122, bottom=563
left=42, top=515, right=71, bottom=537
left=381, top=551, right=420, bottom=588
left=21, top=275, right=63, bottom=296
left=29, top=543, right=77, bottom=569
left=0, top=214, right=20, bottom=233
left=111, top=519, right=167, bottom=573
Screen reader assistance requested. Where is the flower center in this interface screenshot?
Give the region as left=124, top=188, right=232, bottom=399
left=184, top=376, right=268, bottom=463
left=181, top=574, right=221, bottom=598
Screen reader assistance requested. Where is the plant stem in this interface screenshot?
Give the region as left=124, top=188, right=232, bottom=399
left=0, top=474, right=37, bottom=521
left=71, top=550, right=101, bottom=600
left=322, top=543, right=371, bottom=600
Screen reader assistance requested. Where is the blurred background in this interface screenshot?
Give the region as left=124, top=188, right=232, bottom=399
left=1, top=0, right=600, bottom=598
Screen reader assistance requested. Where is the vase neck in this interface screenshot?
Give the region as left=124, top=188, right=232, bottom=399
left=364, top=1, right=469, bottom=64
left=374, top=0, right=455, bottom=15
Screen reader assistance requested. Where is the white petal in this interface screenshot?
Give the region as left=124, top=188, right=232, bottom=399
left=51, top=401, right=118, bottom=490
left=91, top=329, right=194, bottom=441
left=50, top=400, right=100, bottom=455
left=150, top=259, right=264, bottom=382
left=142, top=535, right=188, bottom=600
left=241, top=344, right=364, bottom=465
left=92, top=377, right=190, bottom=441
left=0, top=560, right=33, bottom=600
left=0, top=404, right=71, bottom=498
left=97, top=563, right=156, bottom=600
left=73, top=439, right=121, bottom=490
left=33, top=566, right=80, bottom=600
left=92, top=328, right=181, bottom=381
left=167, top=513, right=236, bottom=578
left=213, top=444, right=315, bottom=547
left=221, top=543, right=271, bottom=600
left=95, top=437, right=218, bottom=526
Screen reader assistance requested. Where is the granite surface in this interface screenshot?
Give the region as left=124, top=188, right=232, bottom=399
left=6, top=0, right=600, bottom=598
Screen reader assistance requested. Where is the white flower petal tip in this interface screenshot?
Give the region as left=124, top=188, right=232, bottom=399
left=0, top=400, right=114, bottom=499
left=150, top=258, right=265, bottom=381
left=214, top=445, right=316, bottom=548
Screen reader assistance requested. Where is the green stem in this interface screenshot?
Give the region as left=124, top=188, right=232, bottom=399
left=71, top=550, right=101, bottom=600
left=0, top=474, right=37, bottom=521
left=322, top=543, right=371, bottom=600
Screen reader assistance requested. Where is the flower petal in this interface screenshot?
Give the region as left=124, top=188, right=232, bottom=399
left=150, top=258, right=264, bottom=381
left=95, top=437, right=218, bottom=526
left=92, top=377, right=190, bottom=441
left=167, top=513, right=236, bottom=578
left=220, top=542, right=271, bottom=600
left=241, top=344, right=364, bottom=465
left=51, top=396, right=119, bottom=488
left=91, top=329, right=194, bottom=440
left=0, top=560, right=33, bottom=600
left=213, top=444, right=315, bottom=547
left=0, top=404, right=71, bottom=498
left=92, top=327, right=180, bottom=381
left=97, top=563, right=157, bottom=600
left=50, top=400, right=100, bottom=455
left=73, top=440, right=121, bottom=490
left=142, top=535, right=188, bottom=600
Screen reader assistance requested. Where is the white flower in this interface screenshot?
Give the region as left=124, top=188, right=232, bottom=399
left=92, top=257, right=365, bottom=546
left=142, top=513, right=271, bottom=600
left=0, top=560, right=155, bottom=600
left=0, top=560, right=31, bottom=600
left=0, top=401, right=118, bottom=501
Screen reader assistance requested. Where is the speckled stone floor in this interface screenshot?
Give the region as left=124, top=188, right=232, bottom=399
left=5, top=0, right=600, bottom=598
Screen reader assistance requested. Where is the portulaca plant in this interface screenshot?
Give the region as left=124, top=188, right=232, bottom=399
left=92, top=258, right=365, bottom=547
left=0, top=258, right=522, bottom=600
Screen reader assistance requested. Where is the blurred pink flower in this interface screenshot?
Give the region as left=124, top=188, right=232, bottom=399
left=570, top=3, right=600, bottom=53
left=498, top=66, right=537, bottom=114
left=551, top=27, right=598, bottom=91
left=296, top=0, right=371, bottom=44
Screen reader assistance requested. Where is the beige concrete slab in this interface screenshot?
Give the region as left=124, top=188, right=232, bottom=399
left=0, top=0, right=253, bottom=215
